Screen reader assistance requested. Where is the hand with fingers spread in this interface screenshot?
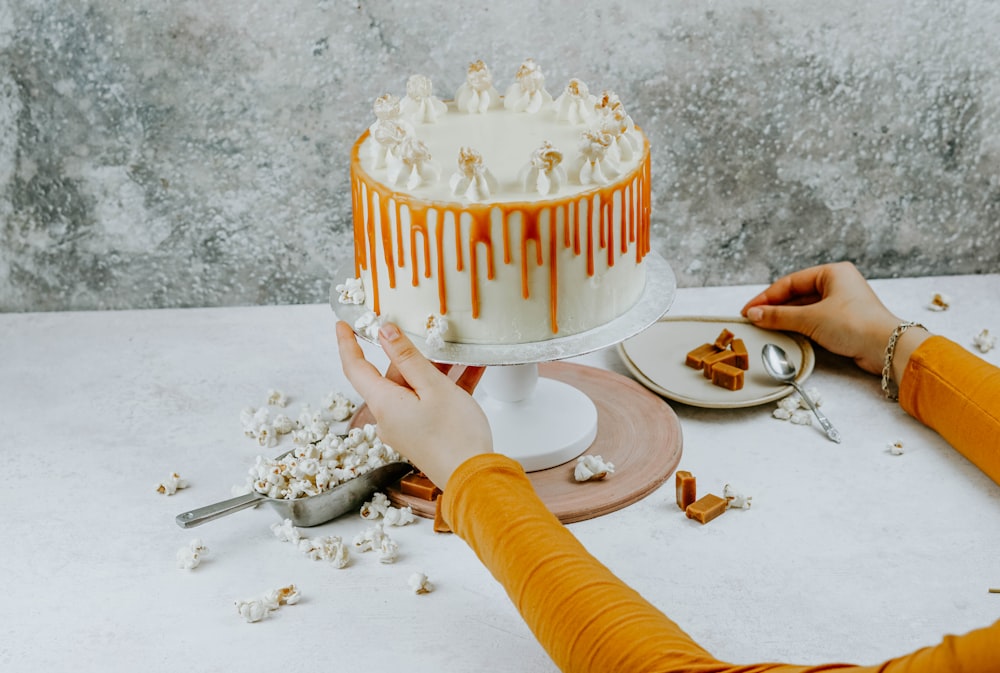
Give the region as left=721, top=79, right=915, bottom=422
left=740, top=261, right=928, bottom=375
left=335, top=320, right=492, bottom=490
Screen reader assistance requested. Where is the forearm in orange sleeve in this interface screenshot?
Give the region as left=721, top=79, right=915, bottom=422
left=440, top=455, right=1000, bottom=673
left=898, top=335, right=1000, bottom=486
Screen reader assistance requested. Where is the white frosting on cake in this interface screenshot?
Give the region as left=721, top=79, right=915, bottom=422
left=350, top=60, right=651, bottom=345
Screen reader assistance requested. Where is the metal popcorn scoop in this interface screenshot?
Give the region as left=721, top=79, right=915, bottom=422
left=175, top=460, right=412, bottom=529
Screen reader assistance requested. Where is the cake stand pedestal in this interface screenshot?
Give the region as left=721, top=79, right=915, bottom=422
left=333, top=253, right=682, bottom=522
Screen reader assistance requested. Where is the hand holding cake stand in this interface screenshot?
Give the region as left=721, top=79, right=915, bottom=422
left=333, top=254, right=678, bottom=491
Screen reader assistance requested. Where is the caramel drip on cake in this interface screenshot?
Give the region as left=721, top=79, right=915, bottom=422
left=350, top=131, right=651, bottom=335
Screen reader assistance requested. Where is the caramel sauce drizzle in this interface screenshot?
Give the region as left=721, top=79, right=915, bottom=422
left=350, top=132, right=651, bottom=334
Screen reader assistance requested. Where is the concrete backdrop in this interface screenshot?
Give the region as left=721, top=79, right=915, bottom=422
left=2, top=0, right=998, bottom=312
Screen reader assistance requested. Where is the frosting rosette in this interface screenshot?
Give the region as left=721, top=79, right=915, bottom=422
left=518, top=141, right=567, bottom=196
left=595, top=91, right=643, bottom=162
left=454, top=60, right=502, bottom=114
left=400, top=74, right=447, bottom=123
left=449, top=147, right=498, bottom=200
left=553, top=79, right=597, bottom=124
left=577, top=130, right=620, bottom=185
left=386, top=136, right=439, bottom=190
left=503, top=58, right=553, bottom=114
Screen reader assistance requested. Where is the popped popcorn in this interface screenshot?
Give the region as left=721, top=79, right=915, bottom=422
left=425, top=313, right=449, bottom=350
left=360, top=492, right=391, bottom=520
left=243, top=422, right=402, bottom=501
left=335, top=276, right=366, bottom=305
left=299, top=535, right=350, bottom=568
left=354, top=523, right=400, bottom=563
left=408, top=572, right=434, bottom=595
left=156, top=472, right=189, bottom=496
left=723, top=484, right=752, bottom=509
left=235, top=584, right=301, bottom=623
left=574, top=454, right=615, bottom=482
left=266, top=389, right=288, bottom=407
left=927, top=293, right=951, bottom=311
left=974, top=329, right=996, bottom=353
left=887, top=440, right=905, bottom=456
left=323, top=391, right=356, bottom=422
left=360, top=492, right=414, bottom=526
left=176, top=538, right=209, bottom=570
left=355, top=310, right=383, bottom=341
left=789, top=410, right=813, bottom=426
left=271, top=518, right=302, bottom=544
left=383, top=506, right=415, bottom=527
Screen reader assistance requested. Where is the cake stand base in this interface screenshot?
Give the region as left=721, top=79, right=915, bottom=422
left=476, top=363, right=598, bottom=472
left=352, top=361, right=683, bottom=524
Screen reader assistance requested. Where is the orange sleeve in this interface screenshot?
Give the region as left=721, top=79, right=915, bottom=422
left=441, top=454, right=1000, bottom=673
left=898, top=335, right=1000, bottom=486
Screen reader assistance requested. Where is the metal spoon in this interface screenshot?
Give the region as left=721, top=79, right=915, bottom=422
left=761, top=343, right=841, bottom=443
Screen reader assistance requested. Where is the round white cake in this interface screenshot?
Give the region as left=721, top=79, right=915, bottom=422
left=343, top=59, right=651, bottom=345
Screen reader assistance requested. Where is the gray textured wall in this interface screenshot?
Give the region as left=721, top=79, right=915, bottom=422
left=2, top=0, right=998, bottom=312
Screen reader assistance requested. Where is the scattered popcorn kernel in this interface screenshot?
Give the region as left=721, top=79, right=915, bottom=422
left=235, top=585, right=301, bottom=623
left=271, top=518, right=302, bottom=544
left=887, top=440, right=905, bottom=456
left=235, top=598, right=268, bottom=623
left=927, top=293, right=951, bottom=311
left=378, top=536, right=400, bottom=564
left=723, top=484, right=752, bottom=509
left=408, top=572, right=434, bottom=594
left=974, top=329, right=996, bottom=353
left=266, top=389, right=288, bottom=407
left=156, top=472, right=189, bottom=496
left=773, top=407, right=793, bottom=420
left=299, top=535, right=350, bottom=568
left=176, top=538, right=208, bottom=570
left=383, top=505, right=415, bottom=527
left=789, top=410, right=813, bottom=426
left=336, top=277, right=366, bottom=305
left=574, top=454, right=615, bottom=482
left=360, top=492, right=391, bottom=520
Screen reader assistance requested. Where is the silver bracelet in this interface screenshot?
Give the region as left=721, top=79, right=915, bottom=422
left=881, top=321, right=925, bottom=401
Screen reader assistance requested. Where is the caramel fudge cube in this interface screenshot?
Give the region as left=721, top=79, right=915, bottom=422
left=702, top=349, right=738, bottom=378
left=713, top=328, right=735, bottom=349
left=711, top=362, right=745, bottom=390
left=400, top=472, right=441, bottom=501
left=685, top=343, right=719, bottom=370
left=685, top=493, right=729, bottom=524
left=730, top=338, right=749, bottom=370
left=675, top=470, right=696, bottom=510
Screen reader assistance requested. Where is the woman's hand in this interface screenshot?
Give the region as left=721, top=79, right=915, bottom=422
left=740, top=262, right=910, bottom=375
left=336, top=320, right=492, bottom=489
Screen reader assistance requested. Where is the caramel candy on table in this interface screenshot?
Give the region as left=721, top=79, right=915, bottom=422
left=702, top=349, right=739, bottom=378
left=730, top=338, right=749, bottom=370
left=400, top=472, right=441, bottom=501
left=711, top=362, right=745, bottom=391
left=713, top=329, right=735, bottom=349
left=685, top=343, right=719, bottom=370
left=675, top=470, right=696, bottom=510
left=685, top=493, right=729, bottom=524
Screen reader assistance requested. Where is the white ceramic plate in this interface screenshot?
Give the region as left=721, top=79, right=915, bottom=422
left=618, top=316, right=814, bottom=408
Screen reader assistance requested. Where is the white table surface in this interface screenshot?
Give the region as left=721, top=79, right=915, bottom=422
left=2, top=274, right=999, bottom=672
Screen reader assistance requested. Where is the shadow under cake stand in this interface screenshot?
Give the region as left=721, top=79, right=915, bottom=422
left=332, top=253, right=683, bottom=524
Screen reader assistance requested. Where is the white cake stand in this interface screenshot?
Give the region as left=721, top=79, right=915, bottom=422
left=332, top=253, right=677, bottom=472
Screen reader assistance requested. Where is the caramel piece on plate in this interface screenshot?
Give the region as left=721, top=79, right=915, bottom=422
left=730, top=338, right=749, bottom=370
left=675, top=470, right=696, bottom=510
left=685, top=493, right=729, bottom=524
left=711, top=362, right=745, bottom=390
left=702, top=349, right=738, bottom=378
left=714, top=328, right=735, bottom=349
left=685, top=343, right=719, bottom=370
left=400, top=473, right=441, bottom=501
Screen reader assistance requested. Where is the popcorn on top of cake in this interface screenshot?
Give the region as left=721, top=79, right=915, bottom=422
left=578, top=130, right=621, bottom=186
left=449, top=147, right=498, bottom=201
left=518, top=141, right=567, bottom=196
left=400, top=74, right=447, bottom=123
left=553, top=78, right=597, bottom=124
left=454, top=60, right=502, bottom=114
left=385, top=135, right=439, bottom=190
left=504, top=58, right=553, bottom=114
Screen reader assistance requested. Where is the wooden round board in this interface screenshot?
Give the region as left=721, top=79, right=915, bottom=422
left=350, top=361, right=683, bottom=524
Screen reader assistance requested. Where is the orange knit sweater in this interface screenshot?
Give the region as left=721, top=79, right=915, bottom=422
left=441, top=336, right=1000, bottom=673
